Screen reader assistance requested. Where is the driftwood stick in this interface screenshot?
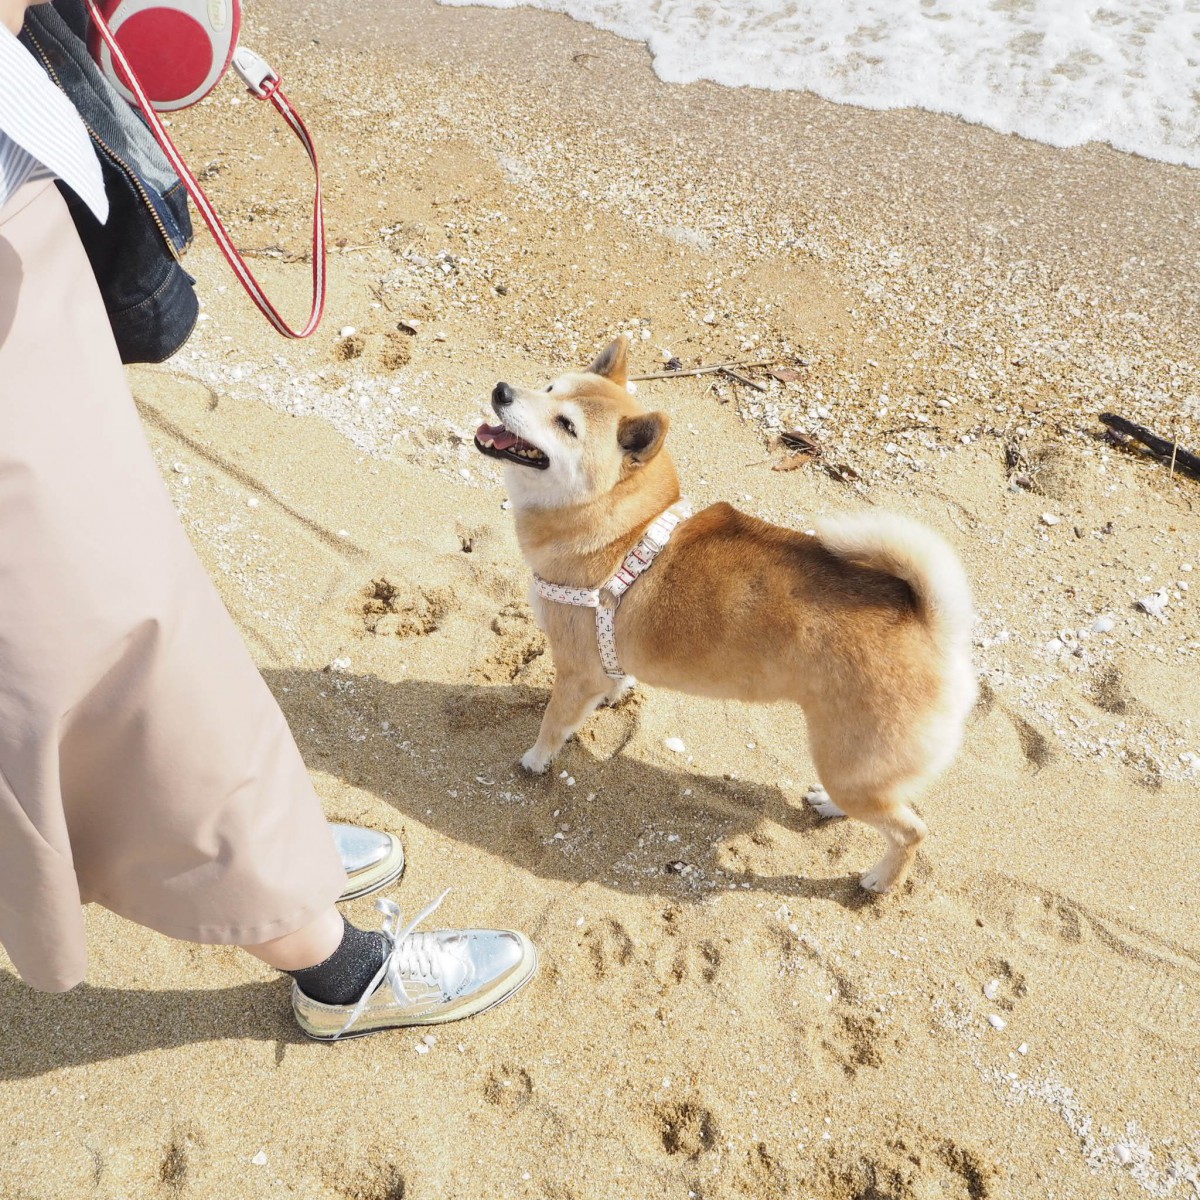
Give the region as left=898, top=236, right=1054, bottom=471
left=629, top=358, right=775, bottom=382
left=720, top=367, right=768, bottom=393
left=1099, top=413, right=1200, bottom=482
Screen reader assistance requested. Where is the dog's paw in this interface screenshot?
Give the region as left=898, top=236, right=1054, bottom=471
left=859, top=867, right=892, bottom=894
left=805, top=785, right=846, bottom=820
left=520, top=748, right=551, bottom=775
left=859, top=856, right=908, bottom=894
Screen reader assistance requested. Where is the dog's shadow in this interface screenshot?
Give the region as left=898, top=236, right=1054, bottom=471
left=265, top=669, right=871, bottom=908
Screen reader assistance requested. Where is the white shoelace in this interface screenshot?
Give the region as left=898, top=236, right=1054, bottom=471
left=334, top=889, right=452, bottom=1039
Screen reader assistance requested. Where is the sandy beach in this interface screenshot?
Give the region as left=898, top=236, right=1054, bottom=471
left=2, top=1, right=1198, bottom=1197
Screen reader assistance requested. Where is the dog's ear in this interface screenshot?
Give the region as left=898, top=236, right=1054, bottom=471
left=617, top=412, right=669, bottom=465
left=586, top=337, right=629, bottom=386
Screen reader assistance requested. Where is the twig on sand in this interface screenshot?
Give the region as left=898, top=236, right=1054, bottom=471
left=720, top=367, right=768, bottom=393
left=1099, top=413, right=1200, bottom=482
left=629, top=357, right=775, bottom=382
left=241, top=244, right=309, bottom=264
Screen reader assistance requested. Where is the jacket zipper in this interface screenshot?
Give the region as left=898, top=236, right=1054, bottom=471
left=24, top=27, right=184, bottom=263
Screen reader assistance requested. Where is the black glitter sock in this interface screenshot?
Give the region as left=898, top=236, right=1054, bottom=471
left=286, top=918, right=386, bottom=1006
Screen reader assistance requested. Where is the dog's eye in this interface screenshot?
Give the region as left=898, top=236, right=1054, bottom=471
left=556, top=415, right=577, bottom=438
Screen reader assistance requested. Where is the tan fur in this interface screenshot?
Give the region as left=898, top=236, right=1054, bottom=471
left=481, top=338, right=978, bottom=893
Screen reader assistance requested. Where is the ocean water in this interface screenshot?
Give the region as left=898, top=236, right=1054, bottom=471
left=435, top=0, right=1200, bottom=168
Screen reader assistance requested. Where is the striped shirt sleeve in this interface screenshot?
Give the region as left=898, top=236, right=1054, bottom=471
left=0, top=23, right=107, bottom=221
left=0, top=129, right=52, bottom=209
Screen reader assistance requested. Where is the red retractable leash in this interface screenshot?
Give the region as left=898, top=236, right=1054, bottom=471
left=84, top=0, right=327, bottom=338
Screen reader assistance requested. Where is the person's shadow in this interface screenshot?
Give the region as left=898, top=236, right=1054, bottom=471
left=0, top=975, right=305, bottom=1080
left=0, top=669, right=867, bottom=1080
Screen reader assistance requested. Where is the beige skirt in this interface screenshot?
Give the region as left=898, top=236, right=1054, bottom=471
left=0, top=179, right=346, bottom=992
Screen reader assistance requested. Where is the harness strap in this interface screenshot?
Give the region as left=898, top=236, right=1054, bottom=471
left=534, top=500, right=692, bottom=679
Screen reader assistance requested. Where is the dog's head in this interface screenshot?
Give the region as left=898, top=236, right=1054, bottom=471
left=475, top=337, right=670, bottom=510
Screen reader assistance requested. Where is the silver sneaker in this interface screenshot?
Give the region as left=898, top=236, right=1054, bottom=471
left=292, top=892, right=538, bottom=1041
left=331, top=823, right=405, bottom=902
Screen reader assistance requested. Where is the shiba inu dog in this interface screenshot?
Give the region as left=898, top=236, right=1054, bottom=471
left=475, top=338, right=977, bottom=893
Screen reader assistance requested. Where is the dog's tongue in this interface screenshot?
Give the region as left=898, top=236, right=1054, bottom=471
left=477, top=421, right=520, bottom=450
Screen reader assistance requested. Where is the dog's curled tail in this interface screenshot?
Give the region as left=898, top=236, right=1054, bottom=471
left=815, top=512, right=975, bottom=650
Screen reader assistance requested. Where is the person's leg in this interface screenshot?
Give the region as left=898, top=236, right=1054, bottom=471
left=244, top=906, right=393, bottom=1009
left=0, top=179, right=538, bottom=1034
left=243, top=907, right=344, bottom=972
left=0, top=177, right=346, bottom=989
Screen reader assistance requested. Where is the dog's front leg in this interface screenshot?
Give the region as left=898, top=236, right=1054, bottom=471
left=521, top=672, right=609, bottom=774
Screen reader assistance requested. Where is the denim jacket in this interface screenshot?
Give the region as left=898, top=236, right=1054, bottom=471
left=19, top=0, right=198, bottom=363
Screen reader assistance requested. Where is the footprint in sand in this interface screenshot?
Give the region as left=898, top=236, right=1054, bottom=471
left=654, top=1098, right=719, bottom=1159
left=968, top=872, right=1200, bottom=1046
left=823, top=1135, right=997, bottom=1200
left=581, top=917, right=635, bottom=980
left=574, top=685, right=645, bottom=761
left=470, top=602, right=549, bottom=686
left=379, top=329, right=412, bottom=371
left=821, top=1011, right=887, bottom=1078
left=334, top=1163, right=408, bottom=1200
left=1088, top=664, right=1134, bottom=715
left=974, top=954, right=1028, bottom=1012
left=484, top=1064, right=534, bottom=1113
left=730, top=1141, right=792, bottom=1200
left=158, top=1136, right=188, bottom=1191
left=668, top=938, right=722, bottom=986
left=361, top=577, right=457, bottom=637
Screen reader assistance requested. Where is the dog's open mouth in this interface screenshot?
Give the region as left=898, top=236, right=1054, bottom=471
left=474, top=422, right=550, bottom=469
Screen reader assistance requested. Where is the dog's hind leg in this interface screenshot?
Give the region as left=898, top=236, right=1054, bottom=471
left=820, top=786, right=928, bottom=894
left=521, top=672, right=609, bottom=774
left=806, top=684, right=953, bottom=892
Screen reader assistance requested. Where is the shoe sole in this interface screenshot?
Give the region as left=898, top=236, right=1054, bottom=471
left=336, top=841, right=406, bottom=903
left=295, top=944, right=539, bottom=1042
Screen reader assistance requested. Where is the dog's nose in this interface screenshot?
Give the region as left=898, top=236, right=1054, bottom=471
left=492, top=382, right=514, bottom=409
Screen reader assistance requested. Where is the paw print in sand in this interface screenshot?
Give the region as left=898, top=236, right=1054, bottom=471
left=362, top=577, right=456, bottom=637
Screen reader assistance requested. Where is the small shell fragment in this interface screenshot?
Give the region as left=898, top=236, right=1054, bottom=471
left=664, top=737, right=687, bottom=754
left=987, top=1014, right=1007, bottom=1030
left=1136, top=591, right=1168, bottom=617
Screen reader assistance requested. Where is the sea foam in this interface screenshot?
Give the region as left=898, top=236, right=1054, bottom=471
left=436, top=0, right=1200, bottom=168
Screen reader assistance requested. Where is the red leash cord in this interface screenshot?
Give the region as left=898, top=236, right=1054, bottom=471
left=84, top=2, right=327, bottom=339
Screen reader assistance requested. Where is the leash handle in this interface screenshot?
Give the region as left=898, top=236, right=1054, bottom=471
left=83, top=1, right=327, bottom=339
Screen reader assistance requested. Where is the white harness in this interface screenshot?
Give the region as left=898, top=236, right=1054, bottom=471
left=534, top=500, right=692, bottom=679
